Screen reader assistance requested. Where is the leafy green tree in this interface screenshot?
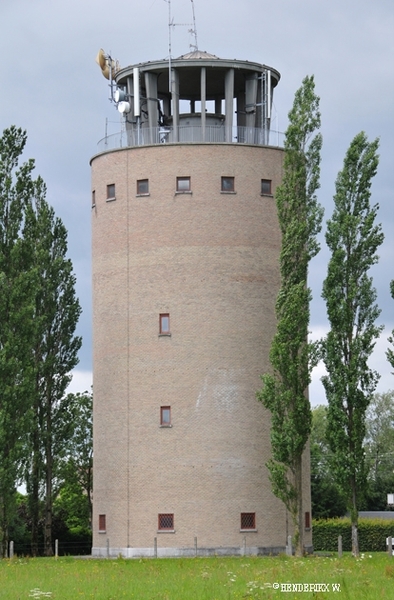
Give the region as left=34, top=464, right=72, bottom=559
left=363, top=390, right=394, bottom=509
left=23, top=197, right=82, bottom=556
left=257, top=76, right=323, bottom=555
left=321, top=131, right=384, bottom=556
left=0, top=126, right=43, bottom=557
left=310, top=406, right=347, bottom=518
left=0, top=127, right=82, bottom=557
left=387, top=281, right=394, bottom=372
left=56, top=391, right=93, bottom=531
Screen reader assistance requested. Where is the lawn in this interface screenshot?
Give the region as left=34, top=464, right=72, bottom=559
left=0, top=553, right=393, bottom=599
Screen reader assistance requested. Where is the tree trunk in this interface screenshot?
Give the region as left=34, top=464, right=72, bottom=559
left=30, top=433, right=40, bottom=556
left=295, top=456, right=304, bottom=556
left=44, top=394, right=53, bottom=557
left=30, top=467, right=39, bottom=557
left=44, top=483, right=53, bottom=557
left=1, top=501, right=8, bottom=558
left=350, top=479, right=359, bottom=557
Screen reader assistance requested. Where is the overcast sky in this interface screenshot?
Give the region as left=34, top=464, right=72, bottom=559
left=1, top=0, right=393, bottom=405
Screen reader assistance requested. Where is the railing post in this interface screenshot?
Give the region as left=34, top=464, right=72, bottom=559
left=338, top=535, right=342, bottom=558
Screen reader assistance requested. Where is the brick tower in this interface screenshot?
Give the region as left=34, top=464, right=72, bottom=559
left=90, top=50, right=312, bottom=557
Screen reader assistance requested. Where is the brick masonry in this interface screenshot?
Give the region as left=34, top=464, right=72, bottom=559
left=90, top=142, right=312, bottom=556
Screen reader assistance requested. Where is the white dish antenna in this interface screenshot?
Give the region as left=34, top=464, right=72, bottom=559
left=118, top=101, right=131, bottom=114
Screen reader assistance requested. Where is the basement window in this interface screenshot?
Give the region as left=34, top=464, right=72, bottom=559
left=240, top=512, right=256, bottom=531
left=158, top=513, right=174, bottom=532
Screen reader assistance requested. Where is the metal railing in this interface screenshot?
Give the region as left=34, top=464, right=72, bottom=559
left=97, top=125, right=284, bottom=152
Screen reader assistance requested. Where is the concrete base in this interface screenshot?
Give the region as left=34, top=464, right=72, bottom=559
left=91, top=545, right=300, bottom=559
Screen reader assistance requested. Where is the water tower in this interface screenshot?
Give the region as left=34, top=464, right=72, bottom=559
left=90, top=49, right=312, bottom=557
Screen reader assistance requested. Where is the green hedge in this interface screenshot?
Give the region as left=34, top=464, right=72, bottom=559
left=313, top=518, right=394, bottom=552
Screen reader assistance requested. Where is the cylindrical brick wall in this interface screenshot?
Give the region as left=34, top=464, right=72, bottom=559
left=91, top=142, right=312, bottom=556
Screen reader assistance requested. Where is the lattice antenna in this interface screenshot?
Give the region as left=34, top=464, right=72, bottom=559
left=189, top=0, right=198, bottom=51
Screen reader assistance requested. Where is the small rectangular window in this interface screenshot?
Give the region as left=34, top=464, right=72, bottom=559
left=107, top=183, right=116, bottom=200
left=159, top=313, right=170, bottom=335
left=137, top=179, right=149, bottom=195
left=176, top=177, right=191, bottom=192
left=92, top=190, right=96, bottom=207
left=240, top=512, right=256, bottom=530
left=158, top=513, right=174, bottom=530
left=305, top=511, right=311, bottom=530
left=99, top=514, right=106, bottom=532
left=221, top=176, right=235, bottom=192
left=261, top=179, right=272, bottom=195
left=160, top=406, right=171, bottom=426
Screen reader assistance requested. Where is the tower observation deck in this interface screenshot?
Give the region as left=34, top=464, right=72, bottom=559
left=91, top=51, right=312, bottom=558
left=97, top=51, right=283, bottom=151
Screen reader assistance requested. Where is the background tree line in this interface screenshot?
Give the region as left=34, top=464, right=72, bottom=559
left=0, top=126, right=92, bottom=557
left=311, top=391, right=394, bottom=520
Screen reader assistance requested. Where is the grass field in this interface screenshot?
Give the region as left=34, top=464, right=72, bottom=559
left=0, top=553, right=393, bottom=599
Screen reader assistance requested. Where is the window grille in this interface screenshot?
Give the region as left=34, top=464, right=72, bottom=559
left=158, top=513, right=174, bottom=530
left=240, top=512, right=256, bottom=529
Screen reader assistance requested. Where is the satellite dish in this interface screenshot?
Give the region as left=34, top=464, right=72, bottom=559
left=95, top=48, right=119, bottom=80
left=118, top=101, right=131, bottom=114
left=114, top=89, right=127, bottom=103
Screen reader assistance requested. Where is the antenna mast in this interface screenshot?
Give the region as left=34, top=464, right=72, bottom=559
left=164, top=0, right=199, bottom=101
left=189, top=0, right=198, bottom=51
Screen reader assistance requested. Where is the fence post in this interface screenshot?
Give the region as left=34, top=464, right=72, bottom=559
left=243, top=536, right=246, bottom=557
left=338, top=535, right=342, bottom=558
left=154, top=537, right=157, bottom=558
left=106, top=538, right=110, bottom=558
left=55, top=539, right=58, bottom=558
left=388, top=536, right=393, bottom=557
left=194, top=536, right=197, bottom=557
left=9, top=541, right=14, bottom=559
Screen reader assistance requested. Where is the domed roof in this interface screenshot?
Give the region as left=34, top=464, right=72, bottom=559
left=177, top=50, right=219, bottom=60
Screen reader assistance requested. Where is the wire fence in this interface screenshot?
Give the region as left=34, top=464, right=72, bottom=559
left=7, top=539, right=91, bottom=558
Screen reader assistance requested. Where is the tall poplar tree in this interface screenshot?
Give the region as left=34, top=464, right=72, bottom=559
left=257, top=76, right=323, bottom=556
left=23, top=195, right=82, bottom=556
left=0, top=127, right=41, bottom=556
left=321, top=131, right=384, bottom=557
left=0, top=126, right=82, bottom=556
